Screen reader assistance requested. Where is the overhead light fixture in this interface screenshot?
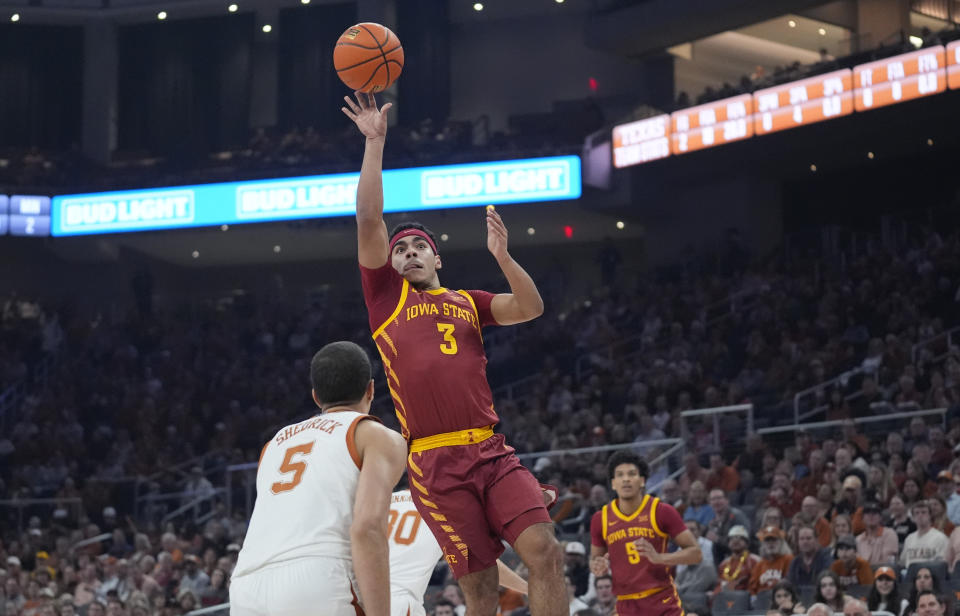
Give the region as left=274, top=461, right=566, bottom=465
left=440, top=233, right=449, bottom=242
left=473, top=3, right=484, bottom=11
left=228, top=4, right=238, bottom=12
left=810, top=164, right=817, bottom=172
left=527, top=227, right=536, bottom=236
left=221, top=224, right=229, bottom=231
left=262, top=24, right=272, bottom=33
left=556, top=0, right=565, bottom=3
left=788, top=19, right=797, bottom=28
left=909, top=35, right=923, bottom=48
left=273, top=245, right=281, bottom=253
left=301, top=0, right=310, bottom=4
left=867, top=151, right=875, bottom=159
left=927, top=138, right=934, bottom=146
left=616, top=221, right=625, bottom=230
left=191, top=250, right=200, bottom=258
left=818, top=27, right=826, bottom=36
left=157, top=11, right=167, bottom=20
left=11, top=13, right=20, bottom=22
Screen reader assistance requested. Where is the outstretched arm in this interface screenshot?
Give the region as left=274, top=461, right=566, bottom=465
left=342, top=91, right=393, bottom=268
left=350, top=421, right=408, bottom=616
left=486, top=207, right=545, bottom=325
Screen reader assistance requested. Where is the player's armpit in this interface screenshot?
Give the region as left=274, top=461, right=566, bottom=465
left=496, top=560, right=529, bottom=595
left=350, top=421, right=407, bottom=616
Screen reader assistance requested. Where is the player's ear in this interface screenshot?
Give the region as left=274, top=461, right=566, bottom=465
left=434, top=254, right=442, bottom=271
left=311, top=389, right=321, bottom=408
left=365, top=379, right=375, bottom=402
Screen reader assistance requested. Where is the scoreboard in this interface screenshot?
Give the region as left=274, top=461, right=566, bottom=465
left=614, top=43, right=960, bottom=167
left=0, top=195, right=51, bottom=237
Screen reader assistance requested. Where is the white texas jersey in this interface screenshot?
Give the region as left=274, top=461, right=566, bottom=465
left=234, top=411, right=376, bottom=578
left=389, top=490, right=443, bottom=611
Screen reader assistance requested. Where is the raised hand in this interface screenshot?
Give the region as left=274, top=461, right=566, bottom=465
left=341, top=91, right=392, bottom=140
left=486, top=207, right=510, bottom=262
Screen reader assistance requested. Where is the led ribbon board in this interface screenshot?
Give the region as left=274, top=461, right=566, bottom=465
left=50, top=156, right=582, bottom=236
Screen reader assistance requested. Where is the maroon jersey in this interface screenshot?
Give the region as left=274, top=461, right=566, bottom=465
left=590, top=495, right=687, bottom=598
left=360, top=262, right=499, bottom=440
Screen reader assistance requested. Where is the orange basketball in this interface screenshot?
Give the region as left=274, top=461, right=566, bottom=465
left=334, top=23, right=404, bottom=93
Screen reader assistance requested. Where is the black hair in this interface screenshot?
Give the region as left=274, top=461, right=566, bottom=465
left=770, top=581, right=800, bottom=611
left=309, top=341, right=372, bottom=408
left=389, top=222, right=438, bottom=250
left=867, top=574, right=901, bottom=611
left=606, top=451, right=650, bottom=481
left=815, top=570, right=846, bottom=611
left=905, top=568, right=943, bottom=615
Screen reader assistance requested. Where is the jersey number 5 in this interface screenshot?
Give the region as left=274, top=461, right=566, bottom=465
left=387, top=509, right=423, bottom=545
left=436, top=323, right=458, bottom=355
left=626, top=541, right=642, bottom=564
left=271, top=442, right=314, bottom=494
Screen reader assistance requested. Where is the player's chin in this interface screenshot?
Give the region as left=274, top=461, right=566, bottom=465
left=402, top=269, right=428, bottom=283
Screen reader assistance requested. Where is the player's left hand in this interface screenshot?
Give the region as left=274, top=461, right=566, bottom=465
left=634, top=538, right=663, bottom=564
left=486, top=207, right=509, bottom=261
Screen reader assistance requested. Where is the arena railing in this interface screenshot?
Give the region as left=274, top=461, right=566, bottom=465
left=756, top=406, right=947, bottom=439
left=911, top=324, right=960, bottom=364
left=792, top=366, right=868, bottom=424
left=185, top=604, right=229, bottom=616
left=679, top=404, right=754, bottom=450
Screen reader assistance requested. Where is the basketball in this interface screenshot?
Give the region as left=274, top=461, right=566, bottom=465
left=334, top=23, right=404, bottom=93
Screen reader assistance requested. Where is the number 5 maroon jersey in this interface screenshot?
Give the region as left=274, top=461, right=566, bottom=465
left=360, top=261, right=500, bottom=440
left=590, top=495, right=688, bottom=598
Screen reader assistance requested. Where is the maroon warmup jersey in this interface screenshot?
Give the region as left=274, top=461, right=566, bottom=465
left=360, top=261, right=499, bottom=440
left=590, top=495, right=687, bottom=600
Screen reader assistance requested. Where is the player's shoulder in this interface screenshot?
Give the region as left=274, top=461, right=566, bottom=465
left=589, top=505, right=606, bottom=526
left=354, top=418, right=406, bottom=453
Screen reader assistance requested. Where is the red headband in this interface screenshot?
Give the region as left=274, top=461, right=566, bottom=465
left=389, top=229, right=438, bottom=255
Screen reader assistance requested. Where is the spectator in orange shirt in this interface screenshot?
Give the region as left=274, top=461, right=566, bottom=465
left=748, top=527, right=793, bottom=596
left=706, top=453, right=740, bottom=493
left=830, top=534, right=873, bottom=587
left=855, top=502, right=899, bottom=566
left=715, top=525, right=760, bottom=593
left=795, top=496, right=832, bottom=547
left=834, top=475, right=865, bottom=534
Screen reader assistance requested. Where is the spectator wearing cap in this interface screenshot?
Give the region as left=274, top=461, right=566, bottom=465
left=565, top=541, right=590, bottom=598
left=787, top=525, right=832, bottom=587
left=900, top=500, right=948, bottom=567
left=705, top=489, right=751, bottom=563
left=34, top=551, right=55, bottom=579
left=714, top=525, right=760, bottom=593
left=178, top=553, right=210, bottom=596
left=866, top=566, right=901, bottom=613
left=833, top=475, right=864, bottom=535
left=855, top=502, right=898, bottom=566
left=101, top=506, right=118, bottom=531
left=748, top=526, right=793, bottom=596
left=829, top=534, right=872, bottom=586
left=937, top=471, right=960, bottom=525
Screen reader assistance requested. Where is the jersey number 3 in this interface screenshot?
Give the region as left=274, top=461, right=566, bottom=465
left=387, top=509, right=423, bottom=545
left=271, top=442, right=314, bottom=494
left=436, top=323, right=458, bottom=355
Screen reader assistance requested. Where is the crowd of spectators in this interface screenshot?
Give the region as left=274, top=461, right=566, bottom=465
left=1, top=219, right=960, bottom=615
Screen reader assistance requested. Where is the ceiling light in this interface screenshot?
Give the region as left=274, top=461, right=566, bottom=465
left=473, top=3, right=484, bottom=10
left=909, top=35, right=923, bottom=48
left=810, top=164, right=817, bottom=172
left=927, top=138, right=934, bottom=146
left=301, top=0, right=310, bottom=4
left=788, top=19, right=796, bottom=28
left=273, top=245, right=281, bottom=253
left=11, top=13, right=20, bottom=22
left=157, top=11, right=167, bottom=20
left=191, top=250, right=199, bottom=258
left=440, top=233, right=449, bottom=242
left=616, top=221, right=625, bottom=230
left=228, top=4, right=238, bottom=12
left=818, top=27, right=826, bottom=36
left=527, top=227, right=536, bottom=235
left=221, top=224, right=229, bottom=231
left=556, top=0, right=565, bottom=3
left=867, top=151, right=874, bottom=159
left=262, top=24, right=272, bottom=33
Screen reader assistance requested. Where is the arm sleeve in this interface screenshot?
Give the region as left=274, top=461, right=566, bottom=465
left=359, top=262, right=404, bottom=330
left=656, top=501, right=689, bottom=538
left=463, top=290, right=499, bottom=327
left=590, top=511, right=606, bottom=548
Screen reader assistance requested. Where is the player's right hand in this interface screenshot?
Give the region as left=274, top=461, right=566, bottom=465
left=589, top=554, right=610, bottom=577
left=341, top=91, right=392, bottom=140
